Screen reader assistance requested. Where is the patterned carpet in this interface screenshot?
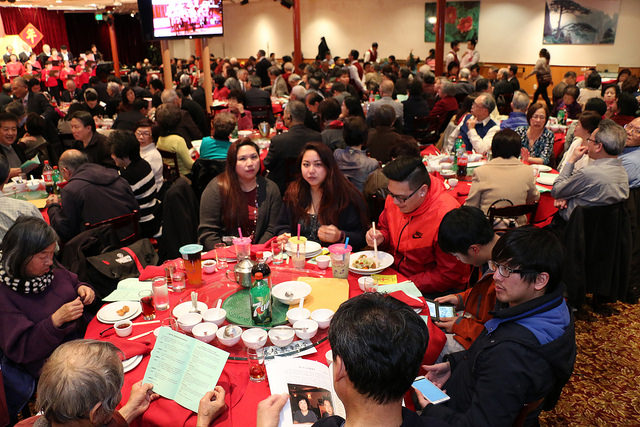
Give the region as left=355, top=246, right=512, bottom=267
left=540, top=301, right=640, bottom=425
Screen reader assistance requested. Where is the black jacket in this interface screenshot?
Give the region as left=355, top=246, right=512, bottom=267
left=263, top=124, right=322, bottom=194
left=255, top=57, right=271, bottom=87
left=48, top=163, right=139, bottom=241
left=423, top=285, right=576, bottom=427
left=182, top=98, right=209, bottom=137
left=72, top=131, right=115, bottom=169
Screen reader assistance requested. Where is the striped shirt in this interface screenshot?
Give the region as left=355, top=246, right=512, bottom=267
left=119, top=159, right=158, bottom=224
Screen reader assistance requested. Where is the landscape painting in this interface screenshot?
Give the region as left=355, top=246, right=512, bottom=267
left=424, top=1, right=480, bottom=43
left=543, top=0, right=620, bottom=44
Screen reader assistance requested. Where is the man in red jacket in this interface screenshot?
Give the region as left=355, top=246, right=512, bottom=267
left=435, top=206, right=498, bottom=357
left=366, top=156, right=469, bottom=295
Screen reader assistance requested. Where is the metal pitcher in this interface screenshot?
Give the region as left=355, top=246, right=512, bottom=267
left=225, top=258, right=254, bottom=288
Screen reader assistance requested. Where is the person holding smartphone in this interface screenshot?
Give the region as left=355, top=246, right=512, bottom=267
left=417, top=227, right=576, bottom=426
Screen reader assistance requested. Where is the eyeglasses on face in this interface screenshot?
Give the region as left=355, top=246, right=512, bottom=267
left=488, top=260, right=538, bottom=278
left=387, top=185, right=421, bottom=203
left=624, top=124, right=640, bottom=134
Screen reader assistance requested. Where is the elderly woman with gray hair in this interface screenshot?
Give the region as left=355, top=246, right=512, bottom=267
left=0, top=217, right=95, bottom=421
left=17, top=340, right=227, bottom=426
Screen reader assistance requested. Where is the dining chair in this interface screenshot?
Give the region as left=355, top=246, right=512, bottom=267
left=157, top=149, right=180, bottom=183
left=84, top=210, right=140, bottom=247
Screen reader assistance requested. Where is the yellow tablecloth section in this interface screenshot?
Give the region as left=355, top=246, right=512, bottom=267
left=290, top=277, right=350, bottom=313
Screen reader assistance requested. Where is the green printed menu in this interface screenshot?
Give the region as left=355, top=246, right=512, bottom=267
left=142, top=327, right=229, bottom=412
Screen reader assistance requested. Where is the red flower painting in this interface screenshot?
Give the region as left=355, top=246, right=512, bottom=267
left=457, top=16, right=473, bottom=33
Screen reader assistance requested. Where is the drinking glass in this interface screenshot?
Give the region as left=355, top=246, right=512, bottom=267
left=233, top=237, right=252, bottom=260
left=328, top=244, right=352, bottom=279
left=179, top=244, right=203, bottom=287
left=271, top=240, right=284, bottom=265
left=152, top=277, right=170, bottom=311
left=247, top=348, right=266, bottom=382
left=139, top=290, right=156, bottom=320
left=291, top=239, right=306, bottom=270
left=171, top=271, right=186, bottom=292
left=215, top=243, right=229, bottom=270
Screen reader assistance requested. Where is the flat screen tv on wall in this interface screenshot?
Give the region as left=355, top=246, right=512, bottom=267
left=138, top=0, right=224, bottom=40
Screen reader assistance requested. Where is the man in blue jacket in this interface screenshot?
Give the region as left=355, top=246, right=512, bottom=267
left=419, top=227, right=576, bottom=426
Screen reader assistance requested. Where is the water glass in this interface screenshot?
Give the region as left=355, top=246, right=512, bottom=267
left=215, top=243, right=228, bottom=270
left=247, top=348, right=266, bottom=382
left=171, top=271, right=186, bottom=292
left=271, top=240, right=284, bottom=265
left=152, top=277, right=170, bottom=311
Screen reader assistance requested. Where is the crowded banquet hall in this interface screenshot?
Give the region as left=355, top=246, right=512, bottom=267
left=1, top=0, right=640, bottom=425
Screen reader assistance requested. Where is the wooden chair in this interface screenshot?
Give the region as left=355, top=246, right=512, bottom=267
left=411, top=115, right=440, bottom=146
left=157, top=149, right=180, bottom=183
left=488, top=202, right=539, bottom=228
left=246, top=104, right=273, bottom=128
left=84, top=210, right=140, bottom=247
left=512, top=397, right=544, bottom=427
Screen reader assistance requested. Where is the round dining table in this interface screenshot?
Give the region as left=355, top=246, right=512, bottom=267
left=84, top=246, right=443, bottom=427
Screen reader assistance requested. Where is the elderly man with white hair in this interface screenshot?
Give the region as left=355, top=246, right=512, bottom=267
left=446, top=93, right=499, bottom=154
left=621, top=117, right=640, bottom=189
left=455, top=68, right=474, bottom=96
left=16, top=340, right=226, bottom=427
left=500, top=90, right=530, bottom=130
left=551, top=119, right=630, bottom=221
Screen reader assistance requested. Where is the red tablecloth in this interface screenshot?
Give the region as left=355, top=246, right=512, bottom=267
left=85, top=251, right=444, bottom=426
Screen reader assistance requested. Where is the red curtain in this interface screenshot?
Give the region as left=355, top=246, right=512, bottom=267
left=0, top=7, right=69, bottom=54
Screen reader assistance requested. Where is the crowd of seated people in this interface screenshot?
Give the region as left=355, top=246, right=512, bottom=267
left=1, top=39, right=639, bottom=427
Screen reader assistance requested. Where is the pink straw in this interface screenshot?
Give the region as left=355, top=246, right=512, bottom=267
left=238, top=227, right=243, bottom=238
left=297, top=223, right=301, bottom=240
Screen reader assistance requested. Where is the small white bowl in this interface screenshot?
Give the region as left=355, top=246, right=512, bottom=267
left=14, top=181, right=26, bottom=192
left=192, top=322, right=218, bottom=343
left=238, top=130, right=253, bottom=139
left=287, top=307, right=310, bottom=325
left=114, top=320, right=132, bottom=337
left=26, top=180, right=40, bottom=191
left=439, top=162, right=453, bottom=170
left=293, top=319, right=318, bottom=340
left=216, top=325, right=242, bottom=347
left=315, top=255, right=330, bottom=270
left=325, top=350, right=333, bottom=365
left=441, top=169, right=456, bottom=178
left=262, top=251, right=273, bottom=263
left=202, top=259, right=217, bottom=274
left=358, top=276, right=374, bottom=292
left=448, top=178, right=458, bottom=188
left=177, top=313, right=203, bottom=333
left=242, top=328, right=268, bottom=349
left=203, top=308, right=227, bottom=326
left=268, top=326, right=295, bottom=347
left=311, top=309, right=334, bottom=329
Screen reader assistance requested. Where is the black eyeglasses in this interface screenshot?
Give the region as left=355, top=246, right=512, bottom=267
left=488, top=260, right=538, bottom=278
left=387, top=185, right=421, bottom=203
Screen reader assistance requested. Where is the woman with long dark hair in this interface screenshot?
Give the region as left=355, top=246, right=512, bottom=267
left=525, top=48, right=552, bottom=110
left=275, top=142, right=367, bottom=249
left=198, top=139, right=282, bottom=249
left=340, top=95, right=365, bottom=119
left=119, top=86, right=137, bottom=112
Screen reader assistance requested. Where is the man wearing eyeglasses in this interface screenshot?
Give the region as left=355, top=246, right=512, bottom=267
left=418, top=227, right=576, bottom=426
left=621, top=118, right=640, bottom=189
left=551, top=119, right=629, bottom=222
left=136, top=118, right=163, bottom=193
left=365, top=156, right=469, bottom=295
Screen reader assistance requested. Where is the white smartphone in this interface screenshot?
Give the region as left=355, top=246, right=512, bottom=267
left=412, top=376, right=450, bottom=405
left=425, top=299, right=455, bottom=321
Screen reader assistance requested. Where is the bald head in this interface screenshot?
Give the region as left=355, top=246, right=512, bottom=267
left=59, top=149, right=88, bottom=175
left=380, top=80, right=394, bottom=97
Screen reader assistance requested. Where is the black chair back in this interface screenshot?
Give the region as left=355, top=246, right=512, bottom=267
left=84, top=210, right=140, bottom=247
left=157, top=149, right=180, bottom=183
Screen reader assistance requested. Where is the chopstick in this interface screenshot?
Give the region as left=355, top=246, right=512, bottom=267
left=134, top=320, right=161, bottom=326
left=372, top=221, right=379, bottom=261
left=128, top=330, right=154, bottom=341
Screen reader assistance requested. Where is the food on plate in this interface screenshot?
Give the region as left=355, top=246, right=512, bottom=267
left=116, top=305, right=130, bottom=317
left=352, top=254, right=378, bottom=270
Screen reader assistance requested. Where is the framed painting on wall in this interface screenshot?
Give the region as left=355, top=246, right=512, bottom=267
left=543, top=0, right=621, bottom=44
left=424, top=1, right=480, bottom=43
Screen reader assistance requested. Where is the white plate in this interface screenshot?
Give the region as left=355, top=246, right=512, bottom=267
left=536, top=173, right=558, bottom=186
left=97, top=301, right=142, bottom=324
left=535, top=165, right=552, bottom=172
left=285, top=248, right=322, bottom=259
left=467, top=161, right=487, bottom=168
left=172, top=301, right=208, bottom=318
left=285, top=240, right=322, bottom=257
left=122, top=355, right=143, bottom=373
left=349, top=251, right=394, bottom=275
left=272, top=281, right=312, bottom=305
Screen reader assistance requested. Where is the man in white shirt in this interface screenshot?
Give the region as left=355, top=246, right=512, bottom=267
left=135, top=119, right=163, bottom=192
left=363, top=42, right=379, bottom=63
left=459, top=39, right=479, bottom=70
left=446, top=93, right=498, bottom=154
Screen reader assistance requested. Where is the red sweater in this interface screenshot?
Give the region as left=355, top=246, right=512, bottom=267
left=378, top=177, right=470, bottom=294
left=451, top=272, right=496, bottom=349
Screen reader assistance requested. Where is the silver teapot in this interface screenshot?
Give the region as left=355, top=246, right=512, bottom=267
left=226, top=258, right=254, bottom=288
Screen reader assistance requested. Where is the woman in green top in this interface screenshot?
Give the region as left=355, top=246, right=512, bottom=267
left=199, top=112, right=236, bottom=160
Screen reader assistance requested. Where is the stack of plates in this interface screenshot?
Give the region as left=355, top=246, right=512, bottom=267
left=285, top=241, right=322, bottom=258
left=96, top=301, right=142, bottom=324
left=122, top=355, right=143, bottom=373
left=536, top=172, right=558, bottom=186
left=349, top=251, right=394, bottom=275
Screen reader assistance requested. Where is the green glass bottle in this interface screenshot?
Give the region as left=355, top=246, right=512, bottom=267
left=250, top=271, right=272, bottom=325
